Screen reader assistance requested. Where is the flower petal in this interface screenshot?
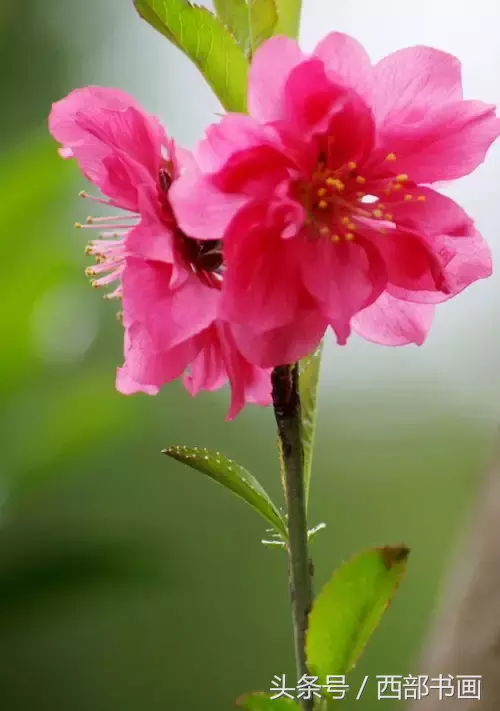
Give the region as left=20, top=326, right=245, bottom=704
left=382, top=188, right=492, bottom=302
left=370, top=228, right=449, bottom=293
left=170, top=166, right=246, bottom=240
left=301, top=235, right=387, bottom=345
left=313, top=32, right=373, bottom=99
left=352, top=292, right=435, bottom=345
left=122, top=258, right=219, bottom=349
left=249, top=36, right=305, bottom=123
left=372, top=46, right=463, bottom=125
left=374, top=100, right=500, bottom=183
left=49, top=86, right=166, bottom=209
left=220, top=201, right=308, bottom=334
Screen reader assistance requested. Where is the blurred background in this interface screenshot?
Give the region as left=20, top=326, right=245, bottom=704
left=1, top=0, right=500, bottom=708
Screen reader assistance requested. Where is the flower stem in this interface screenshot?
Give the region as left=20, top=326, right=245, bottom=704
left=271, top=364, right=313, bottom=711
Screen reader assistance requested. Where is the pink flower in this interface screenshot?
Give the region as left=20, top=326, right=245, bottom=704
left=171, top=34, right=497, bottom=366
left=49, top=87, right=271, bottom=418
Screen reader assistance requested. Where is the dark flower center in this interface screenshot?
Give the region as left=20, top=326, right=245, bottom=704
left=158, top=165, right=223, bottom=276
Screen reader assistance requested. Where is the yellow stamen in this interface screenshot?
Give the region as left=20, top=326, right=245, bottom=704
left=348, top=222, right=356, bottom=231
left=318, top=200, right=328, bottom=209
left=85, top=267, right=95, bottom=276
left=74, top=222, right=83, bottom=229
left=347, top=161, right=357, bottom=170
left=319, top=226, right=330, bottom=236
left=385, top=152, right=397, bottom=162
left=317, top=187, right=327, bottom=197
left=356, top=191, right=365, bottom=199
left=395, top=174, right=408, bottom=183
left=356, top=175, right=366, bottom=185
left=326, top=177, right=345, bottom=191
left=86, top=216, right=94, bottom=224
left=417, top=195, right=426, bottom=202
left=341, top=216, right=351, bottom=225
left=393, top=183, right=402, bottom=191
left=345, top=232, right=355, bottom=241
left=372, top=209, right=383, bottom=218
left=404, top=194, right=413, bottom=201
left=332, top=234, right=341, bottom=243
left=384, top=212, right=393, bottom=221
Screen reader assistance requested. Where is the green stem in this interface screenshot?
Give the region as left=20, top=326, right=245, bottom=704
left=271, top=365, right=313, bottom=711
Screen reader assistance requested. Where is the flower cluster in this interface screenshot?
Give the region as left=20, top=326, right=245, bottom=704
left=49, top=33, right=498, bottom=417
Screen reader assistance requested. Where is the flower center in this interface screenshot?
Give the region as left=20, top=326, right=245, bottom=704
left=157, top=164, right=223, bottom=278
left=296, top=150, right=424, bottom=243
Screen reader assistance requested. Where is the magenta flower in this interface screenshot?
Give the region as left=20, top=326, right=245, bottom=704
left=49, top=87, right=271, bottom=418
left=171, top=34, right=497, bottom=366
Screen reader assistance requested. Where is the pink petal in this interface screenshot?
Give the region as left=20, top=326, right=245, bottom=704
left=183, top=329, right=228, bottom=395
left=301, top=235, right=387, bottom=345
left=49, top=87, right=143, bottom=145
left=49, top=86, right=166, bottom=209
left=125, top=186, right=175, bottom=264
left=374, top=99, right=500, bottom=183
left=282, top=59, right=376, bottom=164
left=352, top=292, right=435, bottom=345
left=196, top=113, right=276, bottom=172
left=169, top=167, right=246, bottom=240
left=122, top=258, right=219, bottom=349
left=249, top=36, right=305, bottom=123
left=384, top=186, right=474, bottom=236
left=216, top=324, right=272, bottom=420
left=220, top=201, right=308, bottom=334
left=183, top=324, right=272, bottom=420
left=382, top=188, right=492, bottom=303
left=370, top=228, right=449, bottom=294
left=313, top=32, right=373, bottom=99
left=116, top=365, right=159, bottom=395
left=389, top=228, right=492, bottom=304
left=372, top=46, right=463, bottom=125
left=230, top=310, right=327, bottom=368
left=118, top=321, right=197, bottom=390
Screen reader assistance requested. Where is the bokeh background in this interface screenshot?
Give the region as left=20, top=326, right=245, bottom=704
left=1, top=0, right=500, bottom=708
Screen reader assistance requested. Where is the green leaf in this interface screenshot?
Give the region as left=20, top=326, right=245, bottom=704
left=134, top=0, right=249, bottom=112
left=238, top=692, right=301, bottom=710
left=164, top=446, right=288, bottom=538
left=307, top=546, right=410, bottom=682
left=272, top=0, right=302, bottom=39
left=299, top=342, right=323, bottom=506
left=213, top=0, right=277, bottom=58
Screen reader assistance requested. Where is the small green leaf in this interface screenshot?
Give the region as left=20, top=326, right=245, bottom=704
left=307, top=546, right=410, bottom=682
left=135, top=0, right=249, bottom=112
left=213, top=0, right=277, bottom=58
left=164, top=446, right=287, bottom=538
left=238, top=692, right=301, bottom=710
left=272, top=0, right=302, bottom=39
left=299, top=342, right=323, bottom=506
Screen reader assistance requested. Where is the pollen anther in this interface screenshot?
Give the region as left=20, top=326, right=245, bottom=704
left=385, top=153, right=397, bottom=162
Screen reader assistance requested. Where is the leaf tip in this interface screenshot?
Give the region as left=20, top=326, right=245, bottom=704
left=377, top=544, right=410, bottom=570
